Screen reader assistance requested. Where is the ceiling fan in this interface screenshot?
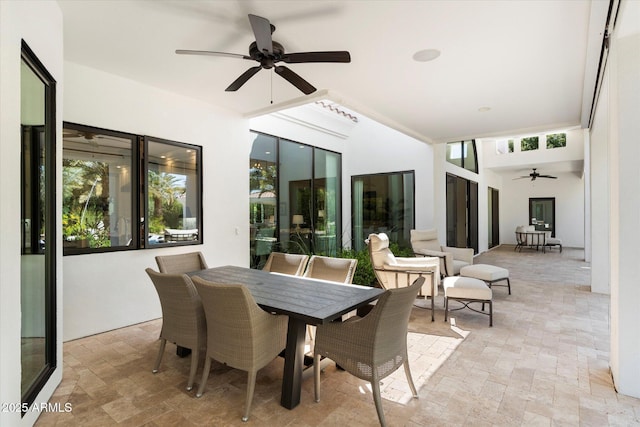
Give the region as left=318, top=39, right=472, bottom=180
left=514, top=168, right=558, bottom=181
left=176, top=14, right=351, bottom=95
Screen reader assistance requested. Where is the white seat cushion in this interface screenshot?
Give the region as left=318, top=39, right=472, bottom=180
left=546, top=237, right=562, bottom=245
left=443, top=276, right=492, bottom=300
left=460, top=264, right=509, bottom=282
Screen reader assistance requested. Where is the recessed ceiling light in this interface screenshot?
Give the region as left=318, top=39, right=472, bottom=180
left=478, top=107, right=491, bottom=112
left=413, top=49, right=441, bottom=62
left=265, top=151, right=271, bottom=155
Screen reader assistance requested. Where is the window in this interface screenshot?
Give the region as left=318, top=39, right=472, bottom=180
left=145, top=137, right=201, bottom=246
left=62, top=123, right=202, bottom=254
left=521, top=136, right=539, bottom=151
left=63, top=124, right=137, bottom=251
left=21, top=40, right=57, bottom=412
left=249, top=131, right=342, bottom=268
left=496, top=139, right=514, bottom=154
left=352, top=171, right=415, bottom=251
left=529, top=197, right=555, bottom=237
left=546, top=133, right=566, bottom=149
left=446, top=140, right=478, bottom=173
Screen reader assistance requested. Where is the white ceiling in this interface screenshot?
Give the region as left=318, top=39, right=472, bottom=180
left=58, top=0, right=604, bottom=145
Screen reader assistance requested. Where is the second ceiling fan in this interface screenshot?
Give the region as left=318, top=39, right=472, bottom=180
left=514, top=168, right=557, bottom=181
left=176, top=14, right=351, bottom=95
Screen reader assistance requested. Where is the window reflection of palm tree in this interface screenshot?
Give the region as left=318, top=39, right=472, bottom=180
left=148, top=171, right=183, bottom=219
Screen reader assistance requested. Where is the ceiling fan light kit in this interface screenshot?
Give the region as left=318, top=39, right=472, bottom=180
left=176, top=14, right=351, bottom=95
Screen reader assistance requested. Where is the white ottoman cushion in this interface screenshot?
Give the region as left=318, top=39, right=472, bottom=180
left=460, top=264, right=508, bottom=282
left=546, top=237, right=562, bottom=245
left=443, top=276, right=492, bottom=300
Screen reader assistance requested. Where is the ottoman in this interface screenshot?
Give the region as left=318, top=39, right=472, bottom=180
left=442, top=276, right=493, bottom=326
left=460, top=264, right=511, bottom=295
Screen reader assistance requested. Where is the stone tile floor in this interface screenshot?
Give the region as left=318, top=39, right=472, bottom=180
left=36, top=246, right=640, bottom=426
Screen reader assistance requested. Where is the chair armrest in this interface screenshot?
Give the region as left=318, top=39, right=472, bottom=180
left=441, top=246, right=474, bottom=264
left=393, top=256, right=440, bottom=268
left=414, top=249, right=447, bottom=259
left=415, top=249, right=453, bottom=277
left=381, top=260, right=439, bottom=288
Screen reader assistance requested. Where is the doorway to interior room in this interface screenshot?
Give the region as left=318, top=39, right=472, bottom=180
left=446, top=173, right=478, bottom=253
left=488, top=187, right=499, bottom=248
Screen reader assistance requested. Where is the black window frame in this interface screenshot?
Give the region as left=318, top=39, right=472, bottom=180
left=143, top=135, right=203, bottom=248
left=21, top=39, right=57, bottom=414
left=446, top=140, right=478, bottom=173
left=62, top=122, right=203, bottom=255
left=529, top=197, right=556, bottom=237
left=350, top=170, right=416, bottom=251
left=249, top=130, right=343, bottom=267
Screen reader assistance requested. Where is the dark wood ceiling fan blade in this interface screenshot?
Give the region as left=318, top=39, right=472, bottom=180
left=274, top=66, right=316, bottom=94
left=538, top=175, right=558, bottom=179
left=225, top=66, right=262, bottom=91
left=281, top=51, right=351, bottom=63
left=248, top=14, right=273, bottom=54
left=175, top=49, right=251, bottom=60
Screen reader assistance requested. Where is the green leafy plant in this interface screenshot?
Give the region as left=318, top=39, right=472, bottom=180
left=336, top=247, right=376, bottom=287
left=334, top=241, right=416, bottom=287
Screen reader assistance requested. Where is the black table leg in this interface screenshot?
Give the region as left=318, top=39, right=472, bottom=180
left=176, top=346, right=191, bottom=357
left=280, top=318, right=306, bottom=409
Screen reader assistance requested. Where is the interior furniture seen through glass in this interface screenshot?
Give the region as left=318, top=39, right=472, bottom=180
left=21, top=41, right=57, bottom=411
left=529, top=197, right=555, bottom=237
left=351, top=171, right=415, bottom=251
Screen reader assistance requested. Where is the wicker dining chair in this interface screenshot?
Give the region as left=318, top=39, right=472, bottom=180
left=303, top=255, right=358, bottom=283
left=313, top=277, right=424, bottom=427
left=302, top=254, right=358, bottom=344
left=155, top=251, right=208, bottom=274
left=262, top=252, right=309, bottom=276
left=192, top=277, right=288, bottom=422
left=145, top=268, right=207, bottom=391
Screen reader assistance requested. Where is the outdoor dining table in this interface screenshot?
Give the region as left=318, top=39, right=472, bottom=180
left=189, top=265, right=385, bottom=410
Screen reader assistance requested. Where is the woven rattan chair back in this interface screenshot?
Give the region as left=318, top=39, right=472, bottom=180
left=145, top=268, right=207, bottom=391
left=313, top=277, right=424, bottom=426
left=262, top=252, right=309, bottom=276
left=155, top=251, right=208, bottom=274
left=303, top=255, right=357, bottom=283
left=192, top=277, right=287, bottom=422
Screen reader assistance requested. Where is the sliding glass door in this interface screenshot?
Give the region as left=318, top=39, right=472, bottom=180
left=351, top=171, right=415, bottom=251
left=249, top=131, right=342, bottom=267
left=446, top=173, right=478, bottom=253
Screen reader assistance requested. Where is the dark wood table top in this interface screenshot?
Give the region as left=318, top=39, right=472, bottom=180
left=190, top=265, right=385, bottom=325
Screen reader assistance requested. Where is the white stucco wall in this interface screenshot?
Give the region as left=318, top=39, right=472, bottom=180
left=63, top=62, right=249, bottom=341
left=607, top=0, right=640, bottom=399
left=589, top=68, right=610, bottom=294
left=0, top=1, right=64, bottom=425
left=250, top=105, right=436, bottom=248
left=499, top=170, right=585, bottom=248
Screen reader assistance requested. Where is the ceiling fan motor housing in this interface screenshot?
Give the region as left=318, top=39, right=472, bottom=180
left=249, top=41, right=284, bottom=69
